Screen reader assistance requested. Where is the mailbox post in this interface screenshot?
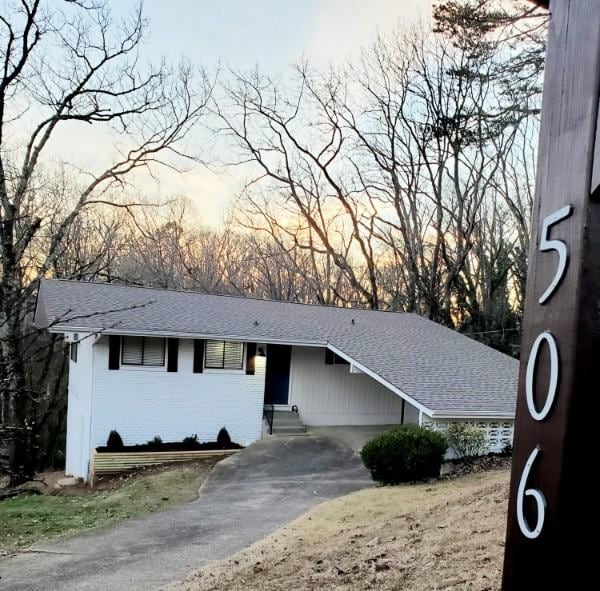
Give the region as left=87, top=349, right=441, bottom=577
left=502, top=0, right=600, bottom=587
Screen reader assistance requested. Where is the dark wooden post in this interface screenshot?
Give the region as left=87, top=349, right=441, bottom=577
left=502, top=1, right=600, bottom=587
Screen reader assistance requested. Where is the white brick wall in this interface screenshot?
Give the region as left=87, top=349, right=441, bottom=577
left=90, top=337, right=266, bottom=452
left=289, top=346, right=420, bottom=426
left=65, top=332, right=93, bottom=479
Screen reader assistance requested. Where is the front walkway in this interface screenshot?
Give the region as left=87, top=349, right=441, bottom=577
left=308, top=424, right=401, bottom=451
left=0, top=435, right=372, bottom=591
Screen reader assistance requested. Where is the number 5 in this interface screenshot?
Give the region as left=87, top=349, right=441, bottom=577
left=538, top=204, right=573, bottom=304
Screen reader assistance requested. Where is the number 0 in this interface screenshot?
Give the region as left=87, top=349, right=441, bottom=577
left=526, top=331, right=560, bottom=421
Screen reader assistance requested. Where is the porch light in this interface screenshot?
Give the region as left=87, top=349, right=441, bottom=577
left=257, top=346, right=266, bottom=357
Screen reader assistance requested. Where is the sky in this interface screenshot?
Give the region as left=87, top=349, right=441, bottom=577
left=143, top=0, right=431, bottom=72
left=45, top=0, right=433, bottom=226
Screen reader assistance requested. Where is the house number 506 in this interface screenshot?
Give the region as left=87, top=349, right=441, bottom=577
left=516, top=204, right=573, bottom=540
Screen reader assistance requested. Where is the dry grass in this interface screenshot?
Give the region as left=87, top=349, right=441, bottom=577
left=165, top=468, right=509, bottom=591
left=0, top=459, right=220, bottom=554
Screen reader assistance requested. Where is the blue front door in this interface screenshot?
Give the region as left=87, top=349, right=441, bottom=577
left=264, top=345, right=291, bottom=405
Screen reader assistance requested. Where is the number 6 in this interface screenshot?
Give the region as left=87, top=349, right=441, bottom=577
left=538, top=204, right=573, bottom=304
left=517, top=446, right=546, bottom=539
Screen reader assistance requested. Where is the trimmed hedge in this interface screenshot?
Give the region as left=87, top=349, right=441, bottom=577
left=106, top=430, right=124, bottom=451
left=361, top=425, right=448, bottom=484
left=217, top=427, right=232, bottom=448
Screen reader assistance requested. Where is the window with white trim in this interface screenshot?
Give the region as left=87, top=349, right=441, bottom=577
left=121, top=336, right=165, bottom=367
left=204, top=340, right=244, bottom=370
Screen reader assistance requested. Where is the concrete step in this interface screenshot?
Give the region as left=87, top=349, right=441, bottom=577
left=270, top=411, right=306, bottom=435
left=271, top=425, right=308, bottom=435
left=272, top=417, right=304, bottom=426
left=273, top=411, right=302, bottom=421
left=272, top=423, right=307, bottom=432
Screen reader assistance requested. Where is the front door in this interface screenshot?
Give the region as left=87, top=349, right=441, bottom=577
left=264, top=344, right=291, bottom=405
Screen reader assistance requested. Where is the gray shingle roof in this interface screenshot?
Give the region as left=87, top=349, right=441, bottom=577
left=35, top=279, right=518, bottom=418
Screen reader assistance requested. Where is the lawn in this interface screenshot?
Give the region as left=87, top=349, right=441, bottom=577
left=0, top=459, right=217, bottom=554
left=165, top=467, right=510, bottom=591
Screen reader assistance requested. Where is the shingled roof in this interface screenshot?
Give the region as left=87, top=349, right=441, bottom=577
left=35, top=279, right=519, bottom=419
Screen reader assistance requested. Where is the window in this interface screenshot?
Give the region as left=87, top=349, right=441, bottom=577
left=121, top=336, right=165, bottom=367
left=70, top=334, right=78, bottom=363
left=205, top=340, right=244, bottom=370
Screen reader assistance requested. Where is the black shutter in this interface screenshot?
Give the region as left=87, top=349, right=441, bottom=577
left=325, top=349, right=334, bottom=364
left=246, top=342, right=256, bottom=375
left=108, top=335, right=121, bottom=370
left=193, top=339, right=205, bottom=373
left=167, top=338, right=179, bottom=372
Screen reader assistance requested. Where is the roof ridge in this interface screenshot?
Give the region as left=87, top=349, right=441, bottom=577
left=41, top=278, right=414, bottom=316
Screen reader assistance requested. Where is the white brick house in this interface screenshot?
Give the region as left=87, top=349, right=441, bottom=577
left=35, top=280, right=519, bottom=480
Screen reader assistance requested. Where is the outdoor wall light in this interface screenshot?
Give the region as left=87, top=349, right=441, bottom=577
left=257, top=346, right=266, bottom=357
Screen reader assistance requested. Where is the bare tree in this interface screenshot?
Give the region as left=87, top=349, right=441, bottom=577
left=217, top=7, right=541, bottom=341
left=216, top=65, right=386, bottom=309
left=0, top=0, right=211, bottom=483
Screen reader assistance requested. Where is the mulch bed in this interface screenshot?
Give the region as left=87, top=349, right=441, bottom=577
left=442, top=453, right=511, bottom=479
left=96, top=440, right=244, bottom=453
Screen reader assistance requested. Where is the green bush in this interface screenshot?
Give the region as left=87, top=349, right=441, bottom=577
left=445, top=423, right=487, bottom=458
left=217, top=427, right=232, bottom=449
left=360, top=426, right=448, bottom=484
left=106, top=430, right=124, bottom=451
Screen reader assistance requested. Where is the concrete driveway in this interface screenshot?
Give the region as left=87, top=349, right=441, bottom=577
left=0, top=435, right=372, bottom=591
left=308, top=425, right=399, bottom=451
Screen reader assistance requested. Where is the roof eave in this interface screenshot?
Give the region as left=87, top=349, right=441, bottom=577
left=47, top=324, right=327, bottom=348
left=429, top=410, right=516, bottom=420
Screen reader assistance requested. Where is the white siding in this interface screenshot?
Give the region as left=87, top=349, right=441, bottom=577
left=90, top=337, right=266, bottom=452
left=289, top=346, right=419, bottom=426
left=65, top=333, right=93, bottom=479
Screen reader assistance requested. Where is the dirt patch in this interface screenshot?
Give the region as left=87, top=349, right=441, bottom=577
left=442, top=455, right=511, bottom=480
left=165, top=468, right=509, bottom=591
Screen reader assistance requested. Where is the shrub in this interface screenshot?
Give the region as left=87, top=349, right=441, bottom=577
left=446, top=423, right=487, bottom=458
left=360, top=425, right=448, bottom=484
left=147, top=435, right=163, bottom=447
left=182, top=434, right=199, bottom=446
left=106, top=430, right=124, bottom=450
left=217, top=427, right=232, bottom=449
